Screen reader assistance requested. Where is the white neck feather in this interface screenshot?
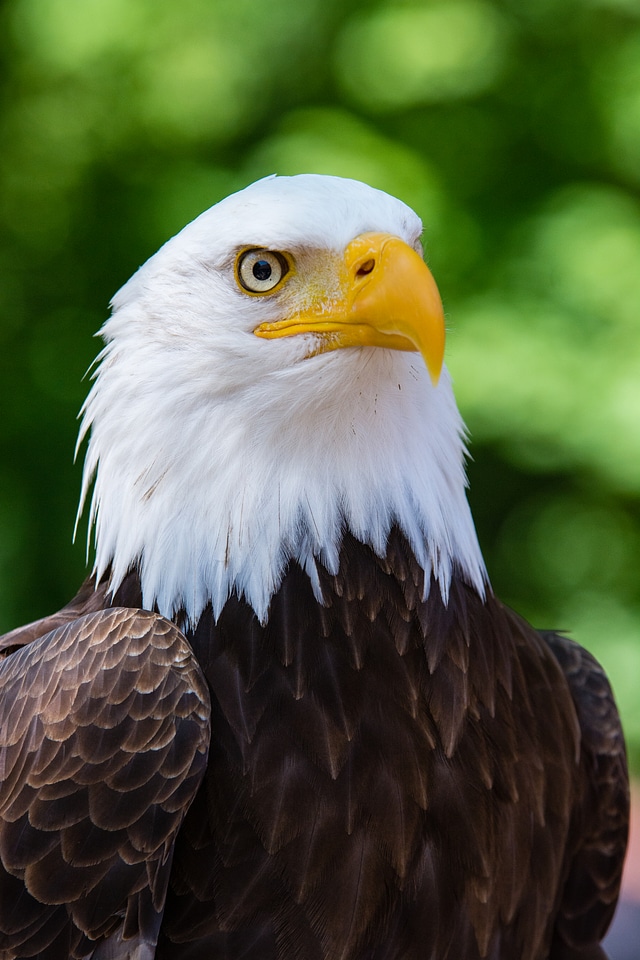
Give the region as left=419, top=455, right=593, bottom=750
left=78, top=335, right=487, bottom=625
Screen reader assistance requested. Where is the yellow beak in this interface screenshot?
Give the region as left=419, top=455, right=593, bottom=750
left=253, top=232, right=446, bottom=385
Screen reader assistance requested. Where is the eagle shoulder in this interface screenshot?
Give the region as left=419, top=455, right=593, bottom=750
left=540, top=631, right=630, bottom=959
left=0, top=577, right=110, bottom=656
left=0, top=605, right=210, bottom=959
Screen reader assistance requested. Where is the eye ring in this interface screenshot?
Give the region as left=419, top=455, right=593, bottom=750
left=236, top=249, right=290, bottom=294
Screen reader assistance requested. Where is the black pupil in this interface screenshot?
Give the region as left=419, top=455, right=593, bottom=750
left=253, top=259, right=273, bottom=281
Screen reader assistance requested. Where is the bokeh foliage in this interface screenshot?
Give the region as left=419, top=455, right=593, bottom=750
left=1, top=0, right=639, bottom=763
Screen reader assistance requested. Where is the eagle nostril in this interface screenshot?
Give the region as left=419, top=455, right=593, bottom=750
left=357, top=259, right=375, bottom=277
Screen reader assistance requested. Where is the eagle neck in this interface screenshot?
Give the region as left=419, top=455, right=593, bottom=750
left=81, top=348, right=487, bottom=625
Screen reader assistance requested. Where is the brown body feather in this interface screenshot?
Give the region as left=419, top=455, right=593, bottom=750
left=0, top=529, right=628, bottom=959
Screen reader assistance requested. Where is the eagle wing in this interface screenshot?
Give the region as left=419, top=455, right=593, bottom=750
left=0, top=606, right=211, bottom=960
left=541, top=631, right=630, bottom=960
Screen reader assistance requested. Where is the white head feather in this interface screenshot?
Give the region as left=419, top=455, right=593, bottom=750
left=77, top=174, right=487, bottom=624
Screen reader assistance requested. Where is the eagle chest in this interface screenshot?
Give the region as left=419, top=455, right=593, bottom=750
left=169, top=540, right=577, bottom=959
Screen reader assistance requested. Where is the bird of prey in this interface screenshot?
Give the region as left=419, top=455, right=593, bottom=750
left=0, top=175, right=629, bottom=960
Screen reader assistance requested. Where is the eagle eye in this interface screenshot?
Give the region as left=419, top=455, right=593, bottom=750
left=237, top=249, right=290, bottom=294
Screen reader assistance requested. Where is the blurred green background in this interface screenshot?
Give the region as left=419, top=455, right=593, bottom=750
left=0, top=0, right=639, bottom=765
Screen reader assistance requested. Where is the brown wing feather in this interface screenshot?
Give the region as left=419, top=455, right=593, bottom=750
left=540, top=631, right=630, bottom=960
left=0, top=607, right=210, bottom=959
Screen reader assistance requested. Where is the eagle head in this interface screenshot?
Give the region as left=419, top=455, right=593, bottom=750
left=77, top=175, right=486, bottom=623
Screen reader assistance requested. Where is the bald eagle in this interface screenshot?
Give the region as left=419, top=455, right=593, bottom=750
left=0, top=175, right=629, bottom=960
